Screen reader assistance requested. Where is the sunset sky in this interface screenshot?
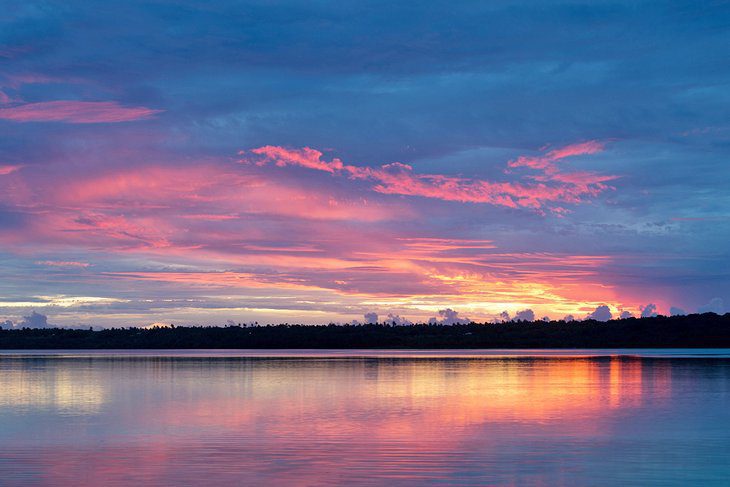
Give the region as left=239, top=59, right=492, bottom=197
left=1, top=1, right=728, bottom=327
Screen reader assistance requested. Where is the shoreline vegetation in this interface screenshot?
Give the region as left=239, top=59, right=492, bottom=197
left=0, top=313, right=729, bottom=349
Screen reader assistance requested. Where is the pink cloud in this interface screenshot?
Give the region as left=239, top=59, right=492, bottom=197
left=51, top=164, right=404, bottom=223
left=0, top=159, right=411, bottom=255
left=0, top=164, right=22, bottom=175
left=66, top=213, right=173, bottom=249
left=251, top=146, right=344, bottom=173
left=547, top=141, right=604, bottom=160
left=508, top=140, right=604, bottom=174
left=242, top=142, right=616, bottom=212
left=180, top=214, right=240, bottom=221
left=0, top=143, right=643, bottom=321
left=0, top=101, right=162, bottom=123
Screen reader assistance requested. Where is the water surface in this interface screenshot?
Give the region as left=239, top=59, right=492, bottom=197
left=1, top=349, right=729, bottom=485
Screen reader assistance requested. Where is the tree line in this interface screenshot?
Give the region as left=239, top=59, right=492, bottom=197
left=0, top=313, right=729, bottom=349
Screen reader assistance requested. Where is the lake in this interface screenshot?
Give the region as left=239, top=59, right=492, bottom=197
left=1, top=349, right=729, bottom=486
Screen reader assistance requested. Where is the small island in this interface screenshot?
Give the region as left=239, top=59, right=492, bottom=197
left=1, top=313, right=729, bottom=349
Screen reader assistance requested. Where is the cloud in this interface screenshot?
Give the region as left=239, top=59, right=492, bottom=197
left=640, top=303, right=657, bottom=318
left=698, top=297, right=724, bottom=315
left=428, top=308, right=471, bottom=325
left=563, top=314, right=575, bottom=322
left=0, top=145, right=641, bottom=321
left=386, top=313, right=412, bottom=326
left=587, top=305, right=612, bottom=322
left=508, top=141, right=604, bottom=174
left=251, top=146, right=345, bottom=173
left=364, top=312, right=378, bottom=324
left=619, top=310, right=633, bottom=319
left=36, top=260, right=91, bottom=268
left=0, top=101, right=161, bottom=123
left=2, top=311, right=94, bottom=329
left=670, top=306, right=686, bottom=316
left=0, top=165, right=22, bottom=176
left=513, top=309, right=535, bottom=322
left=242, top=142, right=616, bottom=212
left=51, top=163, right=404, bottom=225
left=16, top=311, right=53, bottom=329
left=499, top=311, right=511, bottom=322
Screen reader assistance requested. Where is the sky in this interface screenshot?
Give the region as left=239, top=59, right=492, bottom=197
left=0, top=0, right=729, bottom=327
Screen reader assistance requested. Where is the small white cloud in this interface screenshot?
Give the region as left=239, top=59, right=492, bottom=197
left=564, top=314, right=575, bottom=322
left=619, top=310, right=633, bottom=319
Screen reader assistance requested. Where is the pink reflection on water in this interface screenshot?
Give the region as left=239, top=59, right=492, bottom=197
left=0, top=354, right=716, bottom=485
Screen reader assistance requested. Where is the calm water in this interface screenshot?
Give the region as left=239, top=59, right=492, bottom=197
left=1, top=350, right=729, bottom=486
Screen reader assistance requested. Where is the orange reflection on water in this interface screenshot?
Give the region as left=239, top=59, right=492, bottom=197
left=107, top=357, right=666, bottom=447
left=609, top=356, right=642, bottom=408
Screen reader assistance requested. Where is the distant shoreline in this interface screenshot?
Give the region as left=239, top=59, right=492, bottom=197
left=1, top=313, right=729, bottom=349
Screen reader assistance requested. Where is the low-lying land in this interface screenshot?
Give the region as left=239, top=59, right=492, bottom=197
left=1, top=313, right=729, bottom=349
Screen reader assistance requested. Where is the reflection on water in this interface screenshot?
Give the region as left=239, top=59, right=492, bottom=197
left=0, top=351, right=729, bottom=486
left=0, top=364, right=106, bottom=414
